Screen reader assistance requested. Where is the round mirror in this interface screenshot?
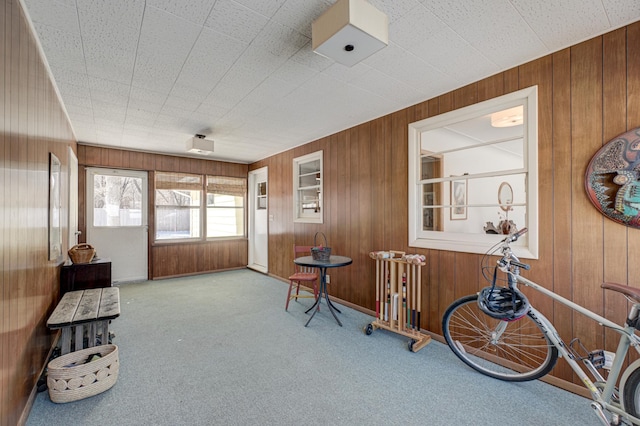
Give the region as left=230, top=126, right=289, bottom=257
left=498, top=182, right=513, bottom=211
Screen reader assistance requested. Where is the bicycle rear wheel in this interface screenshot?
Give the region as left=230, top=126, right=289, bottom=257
left=442, top=295, right=558, bottom=381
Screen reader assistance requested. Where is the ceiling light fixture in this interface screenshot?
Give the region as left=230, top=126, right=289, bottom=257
left=186, top=134, right=215, bottom=155
left=311, top=0, right=388, bottom=67
left=491, top=106, right=524, bottom=128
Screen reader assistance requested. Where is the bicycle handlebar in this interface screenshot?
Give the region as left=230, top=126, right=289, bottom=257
left=505, top=227, right=528, bottom=243
left=498, top=227, right=531, bottom=271
left=510, top=260, right=531, bottom=270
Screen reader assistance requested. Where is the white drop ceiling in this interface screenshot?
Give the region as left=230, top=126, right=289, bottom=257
left=20, top=0, right=640, bottom=164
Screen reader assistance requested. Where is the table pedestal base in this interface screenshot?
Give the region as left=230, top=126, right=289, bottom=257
left=305, top=268, right=342, bottom=327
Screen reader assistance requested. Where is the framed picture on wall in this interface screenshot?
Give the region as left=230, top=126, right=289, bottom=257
left=49, top=153, right=62, bottom=261
left=450, top=178, right=467, bottom=220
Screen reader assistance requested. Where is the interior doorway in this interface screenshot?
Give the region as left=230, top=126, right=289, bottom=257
left=86, top=168, right=148, bottom=283
left=68, top=147, right=79, bottom=248
left=248, top=167, right=268, bottom=273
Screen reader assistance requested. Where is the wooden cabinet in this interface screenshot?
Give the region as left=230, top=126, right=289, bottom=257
left=60, top=258, right=112, bottom=294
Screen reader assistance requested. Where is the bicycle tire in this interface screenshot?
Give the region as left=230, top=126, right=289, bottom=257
left=442, top=294, right=558, bottom=381
left=623, top=365, right=640, bottom=421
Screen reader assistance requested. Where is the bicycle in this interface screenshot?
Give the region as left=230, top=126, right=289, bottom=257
left=442, top=228, right=640, bottom=425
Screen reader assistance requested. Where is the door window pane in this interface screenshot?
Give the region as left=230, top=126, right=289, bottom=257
left=93, top=174, right=143, bottom=226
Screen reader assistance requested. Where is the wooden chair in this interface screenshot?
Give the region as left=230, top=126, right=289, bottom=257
left=285, top=245, right=319, bottom=311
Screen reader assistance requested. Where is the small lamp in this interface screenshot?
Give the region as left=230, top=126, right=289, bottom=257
left=311, top=0, right=388, bottom=67
left=491, top=106, right=524, bottom=128
left=186, top=134, right=215, bottom=155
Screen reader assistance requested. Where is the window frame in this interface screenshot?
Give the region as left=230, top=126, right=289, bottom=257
left=293, top=150, right=323, bottom=224
left=90, top=170, right=145, bottom=228
left=205, top=176, right=247, bottom=239
left=408, top=86, right=539, bottom=259
left=154, top=173, right=204, bottom=242
left=154, top=172, right=247, bottom=243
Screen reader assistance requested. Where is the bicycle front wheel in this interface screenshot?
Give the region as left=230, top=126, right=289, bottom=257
left=442, top=295, right=558, bottom=381
left=623, top=364, right=640, bottom=421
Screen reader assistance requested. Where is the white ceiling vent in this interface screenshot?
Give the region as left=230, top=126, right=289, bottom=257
left=186, top=134, right=215, bottom=155
left=312, top=0, right=388, bottom=67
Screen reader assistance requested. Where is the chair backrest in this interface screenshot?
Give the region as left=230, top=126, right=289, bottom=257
left=294, top=245, right=317, bottom=276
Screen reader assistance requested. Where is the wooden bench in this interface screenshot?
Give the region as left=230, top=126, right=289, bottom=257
left=47, top=287, right=120, bottom=355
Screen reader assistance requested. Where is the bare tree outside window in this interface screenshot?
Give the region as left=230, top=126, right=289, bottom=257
left=93, top=174, right=143, bottom=226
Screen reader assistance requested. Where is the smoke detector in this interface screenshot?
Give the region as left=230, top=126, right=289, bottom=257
left=186, top=134, right=214, bottom=155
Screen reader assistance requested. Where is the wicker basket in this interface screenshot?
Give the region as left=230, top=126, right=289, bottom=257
left=68, top=243, right=95, bottom=264
left=311, top=232, right=331, bottom=262
left=47, top=345, right=119, bottom=403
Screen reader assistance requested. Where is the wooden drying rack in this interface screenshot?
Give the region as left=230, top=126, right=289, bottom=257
left=364, top=251, right=431, bottom=352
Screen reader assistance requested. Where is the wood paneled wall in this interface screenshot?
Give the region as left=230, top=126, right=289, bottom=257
left=251, top=22, right=640, bottom=388
left=1, top=0, right=76, bottom=424
left=77, top=145, right=249, bottom=279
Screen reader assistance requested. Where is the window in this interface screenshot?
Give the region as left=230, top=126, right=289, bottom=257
left=154, top=172, right=247, bottom=242
left=256, top=181, right=267, bottom=210
left=293, top=151, right=323, bottom=223
left=206, top=176, right=246, bottom=238
left=155, top=173, right=202, bottom=240
left=408, top=86, right=538, bottom=259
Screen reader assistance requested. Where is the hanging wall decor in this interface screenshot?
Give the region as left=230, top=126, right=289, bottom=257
left=585, top=127, right=640, bottom=228
left=49, top=152, right=62, bottom=260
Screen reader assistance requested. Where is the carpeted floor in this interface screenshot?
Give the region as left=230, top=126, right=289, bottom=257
left=27, top=269, right=599, bottom=425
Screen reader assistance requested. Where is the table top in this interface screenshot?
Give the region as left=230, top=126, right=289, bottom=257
left=47, top=287, right=120, bottom=328
left=63, top=257, right=111, bottom=267
left=294, top=255, right=353, bottom=268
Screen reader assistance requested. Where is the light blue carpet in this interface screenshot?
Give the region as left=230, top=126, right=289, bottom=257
left=27, top=269, right=599, bottom=425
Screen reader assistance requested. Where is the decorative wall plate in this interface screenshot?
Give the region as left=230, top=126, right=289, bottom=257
left=585, top=127, right=640, bottom=227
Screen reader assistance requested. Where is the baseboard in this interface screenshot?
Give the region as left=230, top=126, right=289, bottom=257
left=316, top=295, right=592, bottom=399
left=152, top=266, right=246, bottom=280
left=247, top=264, right=268, bottom=274
left=265, top=271, right=592, bottom=399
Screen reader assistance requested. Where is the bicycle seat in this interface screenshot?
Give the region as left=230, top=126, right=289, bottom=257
left=602, top=282, right=640, bottom=303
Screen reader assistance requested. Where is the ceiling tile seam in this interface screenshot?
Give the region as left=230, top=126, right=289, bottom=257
left=397, top=3, right=505, bottom=85
left=74, top=0, right=100, bottom=136
left=16, top=0, right=81, bottom=142
left=123, top=4, right=158, bottom=139
left=156, top=42, right=205, bottom=114
left=599, top=2, right=614, bottom=28
left=198, top=0, right=279, bottom=98
left=506, top=0, right=554, bottom=51
left=417, top=3, right=508, bottom=73
left=205, top=28, right=313, bottom=126
left=187, top=0, right=221, bottom=27
left=186, top=13, right=273, bottom=126
left=160, top=4, right=332, bottom=130
left=139, top=0, right=223, bottom=120
left=231, top=40, right=313, bottom=98
left=230, top=0, right=287, bottom=22
left=365, top=42, right=453, bottom=91
left=136, top=5, right=211, bottom=130
left=199, top=3, right=323, bottom=113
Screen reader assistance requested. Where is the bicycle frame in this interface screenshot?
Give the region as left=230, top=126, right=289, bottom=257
left=513, top=271, right=640, bottom=425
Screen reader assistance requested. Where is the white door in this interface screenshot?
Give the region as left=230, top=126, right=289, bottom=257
left=86, top=168, right=148, bottom=283
left=67, top=147, right=80, bottom=248
left=248, top=167, right=268, bottom=273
